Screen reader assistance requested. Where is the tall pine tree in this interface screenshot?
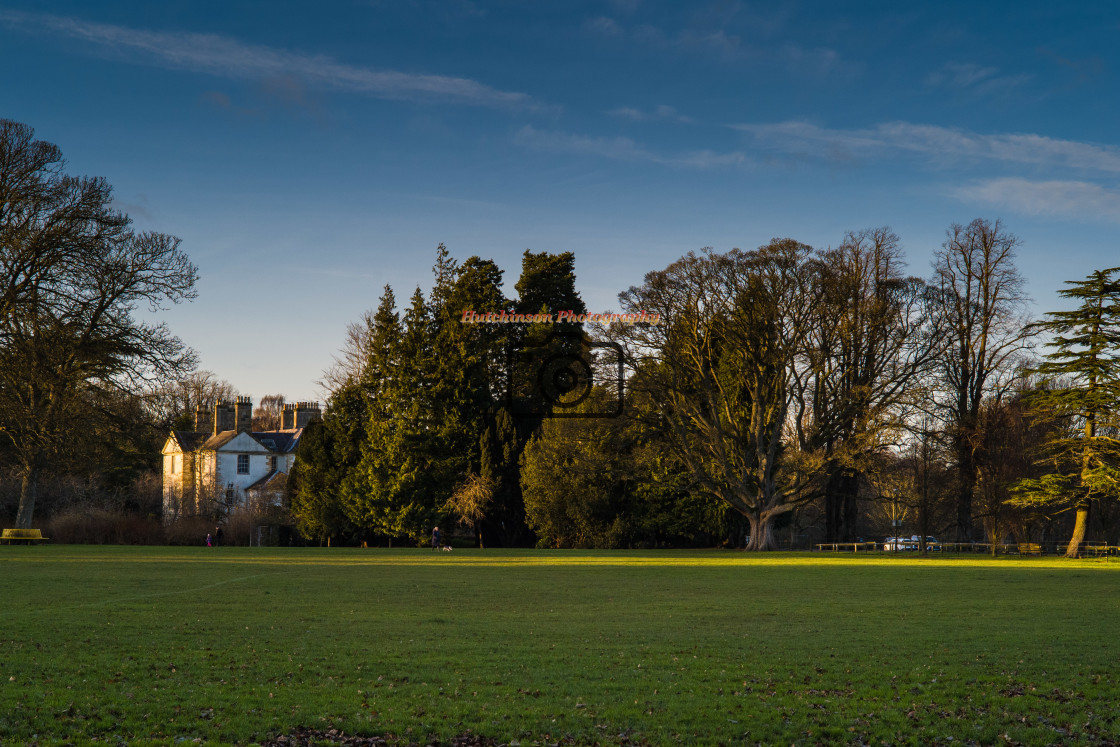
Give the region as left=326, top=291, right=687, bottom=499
left=1012, top=268, right=1120, bottom=557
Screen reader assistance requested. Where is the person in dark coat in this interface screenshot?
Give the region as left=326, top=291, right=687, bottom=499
left=432, top=526, right=441, bottom=550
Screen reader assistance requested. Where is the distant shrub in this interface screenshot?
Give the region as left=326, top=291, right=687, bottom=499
left=47, top=509, right=166, bottom=545
left=164, top=516, right=213, bottom=546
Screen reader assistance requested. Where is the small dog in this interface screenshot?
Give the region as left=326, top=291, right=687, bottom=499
left=441, top=545, right=453, bottom=552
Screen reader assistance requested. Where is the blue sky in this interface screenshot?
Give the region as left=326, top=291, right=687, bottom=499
left=2, top=1, right=1119, bottom=401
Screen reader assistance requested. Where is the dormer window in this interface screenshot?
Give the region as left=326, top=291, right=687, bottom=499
left=237, top=454, right=249, bottom=474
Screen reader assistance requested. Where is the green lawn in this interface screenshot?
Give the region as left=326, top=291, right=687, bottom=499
left=2, top=547, right=1119, bottom=745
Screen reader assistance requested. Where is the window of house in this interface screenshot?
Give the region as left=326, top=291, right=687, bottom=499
left=269, top=455, right=277, bottom=471
left=237, top=454, right=250, bottom=474
left=172, top=454, right=180, bottom=473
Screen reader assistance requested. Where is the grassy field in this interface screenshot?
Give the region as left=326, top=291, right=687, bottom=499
left=2, top=548, right=1120, bottom=746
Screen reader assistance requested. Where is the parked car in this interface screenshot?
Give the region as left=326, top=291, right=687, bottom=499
left=883, top=535, right=940, bottom=551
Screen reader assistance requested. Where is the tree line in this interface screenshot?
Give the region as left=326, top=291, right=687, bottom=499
left=291, top=224, right=1120, bottom=557
left=3, top=118, right=1118, bottom=556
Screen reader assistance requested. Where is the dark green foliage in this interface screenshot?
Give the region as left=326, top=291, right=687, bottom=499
left=521, top=388, right=725, bottom=548
left=478, top=407, right=526, bottom=546
left=288, top=388, right=363, bottom=543
left=514, top=249, right=586, bottom=317
left=1012, top=268, right=1120, bottom=555
left=299, top=245, right=600, bottom=547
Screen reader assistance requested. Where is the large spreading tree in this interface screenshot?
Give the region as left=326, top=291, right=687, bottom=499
left=618, top=241, right=823, bottom=550
left=0, top=119, right=198, bottom=528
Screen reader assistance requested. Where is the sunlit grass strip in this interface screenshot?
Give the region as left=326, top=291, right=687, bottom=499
left=4, top=545, right=1117, bottom=569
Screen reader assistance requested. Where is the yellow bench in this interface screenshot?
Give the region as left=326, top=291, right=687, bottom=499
left=0, top=528, right=49, bottom=544
left=1017, top=542, right=1042, bottom=556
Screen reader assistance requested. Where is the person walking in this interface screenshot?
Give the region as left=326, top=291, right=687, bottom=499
left=214, top=526, right=224, bottom=546
left=431, top=526, right=441, bottom=550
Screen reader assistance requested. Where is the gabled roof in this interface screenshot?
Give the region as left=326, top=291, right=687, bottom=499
left=199, top=430, right=247, bottom=451
left=167, top=431, right=207, bottom=453
left=166, top=427, right=307, bottom=454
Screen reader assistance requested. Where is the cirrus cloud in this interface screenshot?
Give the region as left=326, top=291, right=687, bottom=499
left=0, top=10, right=540, bottom=110
left=955, top=178, right=1120, bottom=223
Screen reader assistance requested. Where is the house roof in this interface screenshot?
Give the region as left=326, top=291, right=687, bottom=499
left=199, top=430, right=250, bottom=451
left=167, top=427, right=306, bottom=454
left=170, top=431, right=208, bottom=453
left=246, top=470, right=288, bottom=492
left=252, top=429, right=301, bottom=453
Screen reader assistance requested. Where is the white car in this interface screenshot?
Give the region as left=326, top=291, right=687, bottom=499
left=883, top=535, right=939, bottom=551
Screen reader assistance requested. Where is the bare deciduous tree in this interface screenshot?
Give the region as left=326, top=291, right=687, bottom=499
left=318, top=311, right=375, bottom=394
left=146, top=370, right=238, bottom=430
left=796, top=227, right=943, bottom=542
left=0, top=120, right=198, bottom=528
left=931, top=218, right=1034, bottom=541
left=252, top=394, right=285, bottom=431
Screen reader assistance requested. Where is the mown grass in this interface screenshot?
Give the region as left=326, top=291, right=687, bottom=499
left=2, top=547, right=1120, bottom=745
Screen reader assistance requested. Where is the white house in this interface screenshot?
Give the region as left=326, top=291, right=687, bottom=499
left=161, top=397, right=321, bottom=520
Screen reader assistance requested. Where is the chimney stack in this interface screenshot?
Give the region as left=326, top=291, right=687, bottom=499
left=235, top=396, right=253, bottom=432
left=281, top=403, right=296, bottom=430
left=215, top=400, right=235, bottom=433
left=194, top=403, right=213, bottom=433
left=294, top=401, right=322, bottom=429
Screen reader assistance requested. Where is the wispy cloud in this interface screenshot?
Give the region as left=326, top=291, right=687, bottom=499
left=925, top=62, right=1032, bottom=95
left=584, top=15, right=849, bottom=77
left=732, top=120, right=1120, bottom=174
left=608, top=104, right=692, bottom=123
left=0, top=10, right=539, bottom=110
left=955, top=178, right=1120, bottom=223
left=514, top=125, right=748, bottom=168
left=585, top=16, right=624, bottom=36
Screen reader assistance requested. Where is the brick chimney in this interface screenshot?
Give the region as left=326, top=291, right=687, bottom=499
left=281, top=403, right=296, bottom=430
left=235, top=396, right=253, bottom=432
left=215, top=401, right=235, bottom=433
left=294, top=402, right=322, bottom=428
left=194, top=403, right=213, bottom=433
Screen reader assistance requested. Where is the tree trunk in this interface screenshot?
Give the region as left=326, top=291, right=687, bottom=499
left=824, top=466, right=861, bottom=543
left=745, top=512, right=779, bottom=551
left=954, top=426, right=976, bottom=542
left=1066, top=501, right=1091, bottom=558
left=16, top=465, right=40, bottom=529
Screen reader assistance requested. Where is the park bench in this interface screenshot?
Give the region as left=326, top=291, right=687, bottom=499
left=0, top=528, right=49, bottom=545
left=1017, top=543, right=1042, bottom=556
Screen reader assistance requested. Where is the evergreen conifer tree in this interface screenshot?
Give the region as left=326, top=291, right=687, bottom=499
left=1012, top=268, right=1120, bottom=557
